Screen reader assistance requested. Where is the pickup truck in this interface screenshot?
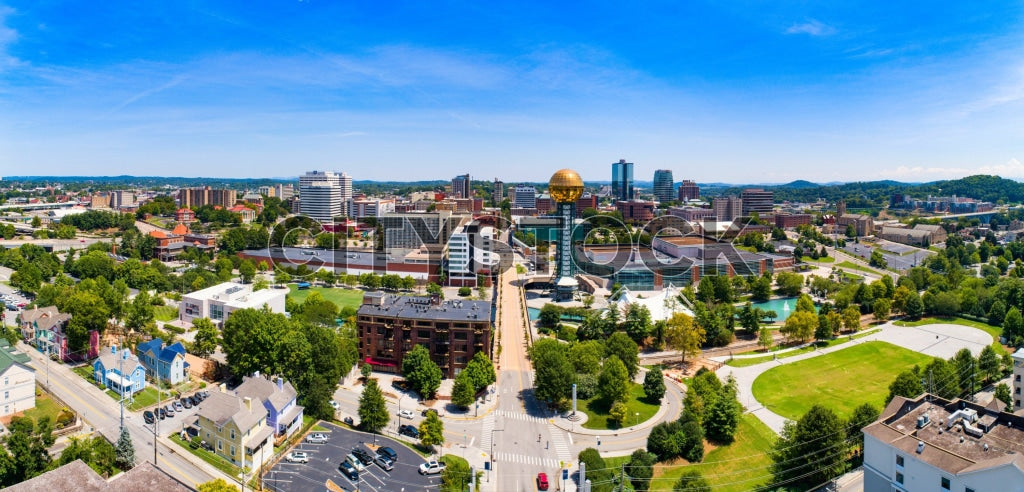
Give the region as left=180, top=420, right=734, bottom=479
left=419, top=460, right=447, bottom=475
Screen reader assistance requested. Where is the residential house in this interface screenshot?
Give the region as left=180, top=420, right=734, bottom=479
left=6, top=459, right=189, bottom=492
left=136, top=338, right=189, bottom=385
left=194, top=388, right=273, bottom=468
left=93, top=346, right=147, bottom=397
left=234, top=374, right=304, bottom=438
left=17, top=306, right=98, bottom=362
left=0, top=338, right=35, bottom=417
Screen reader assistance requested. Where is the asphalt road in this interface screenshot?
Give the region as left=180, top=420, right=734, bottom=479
left=264, top=421, right=441, bottom=492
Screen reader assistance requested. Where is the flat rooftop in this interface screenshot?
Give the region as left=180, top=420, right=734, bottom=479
left=864, top=394, right=1024, bottom=474
left=358, top=294, right=492, bottom=323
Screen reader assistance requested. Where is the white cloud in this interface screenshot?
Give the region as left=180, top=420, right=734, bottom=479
left=785, top=19, right=836, bottom=37
left=0, top=6, right=22, bottom=72
left=879, top=158, right=1024, bottom=180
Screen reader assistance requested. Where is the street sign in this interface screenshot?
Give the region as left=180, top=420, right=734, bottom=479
left=563, top=469, right=568, bottom=480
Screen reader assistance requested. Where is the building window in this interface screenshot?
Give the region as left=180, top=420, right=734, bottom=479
left=895, top=472, right=903, bottom=484
left=3, top=391, right=7, bottom=400
left=230, top=429, right=235, bottom=439
left=1016, top=374, right=1021, bottom=382
left=966, top=488, right=976, bottom=492
left=418, top=330, right=430, bottom=339
left=941, top=477, right=950, bottom=490
left=218, top=440, right=223, bottom=450
left=895, top=455, right=904, bottom=467
left=230, top=445, right=236, bottom=456
left=3, top=377, right=7, bottom=386
left=1017, top=387, right=1021, bottom=395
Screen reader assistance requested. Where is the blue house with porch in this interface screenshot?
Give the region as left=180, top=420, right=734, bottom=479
left=93, top=346, right=147, bottom=397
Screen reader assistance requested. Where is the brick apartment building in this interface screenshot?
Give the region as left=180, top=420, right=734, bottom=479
left=357, top=293, right=492, bottom=378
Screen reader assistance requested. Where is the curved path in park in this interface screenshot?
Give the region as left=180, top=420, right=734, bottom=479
left=713, top=322, right=994, bottom=434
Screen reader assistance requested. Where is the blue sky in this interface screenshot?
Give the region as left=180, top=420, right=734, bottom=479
left=2, top=1, right=1023, bottom=184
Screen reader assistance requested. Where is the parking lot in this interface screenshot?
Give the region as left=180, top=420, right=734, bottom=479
left=141, top=393, right=206, bottom=438
left=263, top=421, right=442, bottom=492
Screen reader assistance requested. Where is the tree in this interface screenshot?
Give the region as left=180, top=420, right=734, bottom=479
left=569, top=341, right=604, bottom=375
left=795, top=294, right=815, bottom=313
left=664, top=313, right=704, bottom=365
left=198, top=479, right=238, bottom=492
left=190, top=318, right=220, bottom=358
left=869, top=249, right=887, bottom=268
left=703, top=382, right=741, bottom=443
left=463, top=352, right=496, bottom=391
left=775, top=272, right=804, bottom=297
left=221, top=307, right=287, bottom=377
left=418, top=411, right=445, bottom=453
left=4, top=416, right=54, bottom=484
left=401, top=345, right=443, bottom=399
left=1004, top=307, right=1024, bottom=341
left=994, top=383, right=1012, bottom=410
left=873, top=298, right=891, bottom=321
left=924, top=358, right=960, bottom=400
left=887, top=370, right=924, bottom=404
left=238, top=260, right=256, bottom=284
left=643, top=370, right=666, bottom=403
left=988, top=299, right=1007, bottom=326
left=781, top=310, right=816, bottom=343
left=623, top=303, right=652, bottom=344
left=750, top=275, right=772, bottom=302
left=360, top=363, right=372, bottom=381
left=950, top=348, right=977, bottom=398
left=905, top=290, right=925, bottom=319
left=440, top=455, right=471, bottom=491
left=646, top=421, right=680, bottom=461
left=538, top=304, right=562, bottom=328
left=63, top=290, right=110, bottom=353
left=757, top=326, right=774, bottom=352
left=978, top=345, right=1001, bottom=384
left=842, top=305, right=861, bottom=332
left=530, top=339, right=573, bottom=404
left=771, top=405, right=848, bottom=488
left=627, top=449, right=657, bottom=492
left=606, top=332, right=640, bottom=378
left=598, top=356, right=630, bottom=403
left=609, top=401, right=629, bottom=426
left=848, top=402, right=880, bottom=454
left=672, top=470, right=711, bottom=492
left=358, top=378, right=388, bottom=434
left=451, top=370, right=476, bottom=409
left=125, top=290, right=155, bottom=331
left=578, top=448, right=611, bottom=489
left=115, top=426, right=135, bottom=470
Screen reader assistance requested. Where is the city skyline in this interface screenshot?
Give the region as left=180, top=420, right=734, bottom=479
left=2, top=2, right=1023, bottom=182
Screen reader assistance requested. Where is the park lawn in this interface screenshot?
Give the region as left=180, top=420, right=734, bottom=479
left=581, top=383, right=660, bottom=430
left=726, top=329, right=882, bottom=367
left=800, top=255, right=834, bottom=263
left=153, top=305, right=178, bottom=322
left=835, top=261, right=884, bottom=276
left=894, top=316, right=1007, bottom=355
left=752, top=341, right=932, bottom=421
left=651, top=414, right=776, bottom=492
left=21, top=388, right=64, bottom=424
left=286, top=285, right=364, bottom=311
left=170, top=433, right=242, bottom=477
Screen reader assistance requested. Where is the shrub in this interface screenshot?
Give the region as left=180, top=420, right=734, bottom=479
left=609, top=401, right=629, bottom=426
left=458, top=286, right=472, bottom=297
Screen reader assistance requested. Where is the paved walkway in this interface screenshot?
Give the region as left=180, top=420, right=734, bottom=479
left=716, top=322, right=993, bottom=434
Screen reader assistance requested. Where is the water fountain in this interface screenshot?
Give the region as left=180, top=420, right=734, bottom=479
left=783, top=300, right=791, bottom=313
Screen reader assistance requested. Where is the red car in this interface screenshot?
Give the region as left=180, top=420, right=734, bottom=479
left=536, top=472, right=549, bottom=491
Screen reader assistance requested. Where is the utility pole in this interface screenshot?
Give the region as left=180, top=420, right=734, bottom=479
left=619, top=463, right=625, bottom=492
left=579, top=460, right=586, bottom=492
left=154, top=385, right=160, bottom=465
left=119, top=340, right=125, bottom=430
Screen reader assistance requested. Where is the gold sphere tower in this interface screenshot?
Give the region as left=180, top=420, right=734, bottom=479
left=547, top=168, right=582, bottom=300
left=548, top=169, right=584, bottom=203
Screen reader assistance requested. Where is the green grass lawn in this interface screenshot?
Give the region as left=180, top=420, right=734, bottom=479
left=21, top=389, right=65, bottom=424
left=651, top=414, right=776, bottom=492
left=580, top=383, right=660, bottom=430
left=835, top=261, right=884, bottom=276
left=170, top=433, right=242, bottom=477
left=72, top=365, right=94, bottom=380
left=725, top=329, right=881, bottom=367
left=894, top=316, right=1007, bottom=355
left=752, top=341, right=932, bottom=421
left=800, top=255, right=835, bottom=263
left=153, top=305, right=178, bottom=322
left=286, top=285, right=364, bottom=311
left=104, top=386, right=162, bottom=411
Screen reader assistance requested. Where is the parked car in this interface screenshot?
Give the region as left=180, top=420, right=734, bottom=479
left=173, top=401, right=184, bottom=412
left=419, top=460, right=446, bottom=475
left=376, top=446, right=397, bottom=462
left=286, top=451, right=309, bottom=464
left=306, top=433, right=329, bottom=444
left=398, top=425, right=419, bottom=438
left=143, top=411, right=155, bottom=424
left=181, top=398, right=192, bottom=409
left=163, top=405, right=175, bottom=417
left=330, top=400, right=340, bottom=410
left=352, top=449, right=374, bottom=468
left=338, top=461, right=358, bottom=481
left=157, top=407, right=167, bottom=420
left=345, top=453, right=366, bottom=472
left=374, top=455, right=394, bottom=472
left=189, top=395, right=201, bottom=405
left=398, top=409, right=414, bottom=419
left=537, top=472, right=549, bottom=491
left=343, top=416, right=354, bottom=426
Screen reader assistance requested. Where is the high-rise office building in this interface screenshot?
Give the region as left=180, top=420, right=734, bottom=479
left=110, top=190, right=136, bottom=209
left=713, top=196, right=743, bottom=221
left=451, top=174, right=471, bottom=199
left=612, top=159, right=634, bottom=201
left=652, top=170, right=675, bottom=202
left=677, top=180, right=700, bottom=202
left=299, top=171, right=349, bottom=222
left=492, top=179, right=504, bottom=205
left=513, top=185, right=537, bottom=209
left=741, top=188, right=774, bottom=216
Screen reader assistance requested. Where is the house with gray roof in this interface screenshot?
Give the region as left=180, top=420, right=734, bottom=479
left=234, top=374, right=303, bottom=438
left=194, top=386, right=273, bottom=469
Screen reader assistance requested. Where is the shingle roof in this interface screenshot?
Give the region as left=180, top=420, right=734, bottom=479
left=18, top=306, right=70, bottom=333
left=196, top=390, right=267, bottom=432
left=108, top=461, right=191, bottom=491
left=234, top=375, right=297, bottom=412
left=5, top=459, right=108, bottom=492
left=96, top=349, right=145, bottom=376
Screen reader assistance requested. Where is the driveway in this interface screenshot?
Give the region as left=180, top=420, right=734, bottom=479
left=716, top=322, right=994, bottom=434
left=263, top=421, right=442, bottom=492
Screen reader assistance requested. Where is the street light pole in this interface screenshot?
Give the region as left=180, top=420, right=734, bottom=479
left=488, top=428, right=504, bottom=483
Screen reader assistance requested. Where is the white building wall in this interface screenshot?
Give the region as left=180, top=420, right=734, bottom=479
left=1013, top=349, right=1024, bottom=411
left=0, top=364, right=36, bottom=417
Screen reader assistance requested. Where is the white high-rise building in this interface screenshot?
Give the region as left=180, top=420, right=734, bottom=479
left=513, top=185, right=537, bottom=209
left=299, top=171, right=348, bottom=222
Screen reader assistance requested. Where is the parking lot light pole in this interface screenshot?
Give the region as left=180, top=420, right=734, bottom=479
left=488, top=428, right=504, bottom=483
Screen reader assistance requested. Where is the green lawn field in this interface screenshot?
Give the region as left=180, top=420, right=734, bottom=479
left=580, top=383, right=660, bottom=430
left=651, top=413, right=776, bottom=492
left=286, top=285, right=364, bottom=311
left=752, top=341, right=932, bottom=421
